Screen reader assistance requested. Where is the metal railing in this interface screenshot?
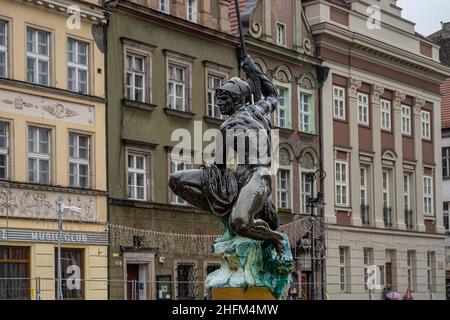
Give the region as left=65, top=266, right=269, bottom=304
left=360, top=205, right=370, bottom=226
left=383, top=207, right=393, bottom=228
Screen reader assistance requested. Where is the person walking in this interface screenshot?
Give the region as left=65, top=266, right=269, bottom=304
left=402, top=288, right=414, bottom=300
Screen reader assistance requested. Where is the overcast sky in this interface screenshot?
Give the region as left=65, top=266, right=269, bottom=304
left=397, top=0, right=450, bottom=36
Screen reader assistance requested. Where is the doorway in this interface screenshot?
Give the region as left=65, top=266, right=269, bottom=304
left=126, top=263, right=150, bottom=300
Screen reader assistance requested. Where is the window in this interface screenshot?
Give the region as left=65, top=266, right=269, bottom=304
left=176, top=262, right=197, bottom=300
left=26, top=27, right=50, bottom=85
left=277, top=169, right=291, bottom=210
left=339, top=247, right=348, bottom=292
left=404, top=174, right=411, bottom=210
left=401, top=105, right=411, bottom=135
left=300, top=172, right=312, bottom=214
left=333, top=86, right=345, bottom=120
left=67, top=39, right=88, bottom=94
left=407, top=251, right=415, bottom=290
left=363, top=248, right=373, bottom=291
left=0, top=122, right=9, bottom=180
left=0, top=21, right=7, bottom=77
left=426, top=252, right=435, bottom=291
left=69, top=133, right=90, bottom=188
left=382, top=170, right=390, bottom=209
left=170, top=155, right=191, bottom=205
left=443, top=147, right=450, bottom=178
left=276, top=23, right=286, bottom=46
left=168, top=64, right=187, bottom=111
left=421, top=110, right=431, bottom=139
left=335, top=161, right=348, bottom=206
left=444, top=202, right=449, bottom=231
left=360, top=167, right=368, bottom=206
left=380, top=99, right=391, bottom=131
left=0, top=246, right=30, bottom=300
left=55, top=248, right=83, bottom=299
left=127, top=153, right=147, bottom=201
left=357, top=93, right=369, bottom=125
left=423, top=176, right=433, bottom=215
left=276, top=86, right=290, bottom=128
left=207, top=74, right=224, bottom=118
left=187, top=0, right=198, bottom=22
left=299, top=93, right=313, bottom=133
left=159, top=0, right=170, bottom=13
left=126, top=53, right=145, bottom=102
left=28, top=126, right=51, bottom=184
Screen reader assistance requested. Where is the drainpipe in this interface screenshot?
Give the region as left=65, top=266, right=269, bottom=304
left=316, top=65, right=329, bottom=300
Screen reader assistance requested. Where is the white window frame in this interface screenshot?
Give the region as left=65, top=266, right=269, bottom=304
left=170, top=153, right=192, bottom=205
left=443, top=147, right=450, bottom=179
left=299, top=91, right=313, bottom=133
left=401, top=105, right=411, bottom=135
left=0, top=121, right=9, bottom=180
left=67, top=38, right=89, bottom=94
left=187, top=0, right=198, bottom=23
left=382, top=170, right=390, bottom=209
left=421, top=110, right=431, bottom=140
left=423, top=175, right=433, bottom=216
left=443, top=202, right=449, bottom=231
left=339, top=247, right=348, bottom=292
left=363, top=248, right=373, bottom=291
left=28, top=126, right=51, bottom=184
left=275, top=83, right=291, bottom=129
left=207, top=73, right=225, bottom=119
left=127, top=153, right=148, bottom=201
left=333, top=86, right=345, bottom=120
left=0, top=20, right=8, bottom=78
left=126, top=53, right=145, bottom=102
left=300, top=171, right=313, bottom=214
left=69, top=132, right=90, bottom=189
left=277, top=168, right=291, bottom=210
left=26, top=27, right=50, bottom=86
left=357, top=93, right=369, bottom=126
left=426, top=252, right=434, bottom=291
left=403, top=174, right=411, bottom=210
left=407, top=251, right=414, bottom=290
left=159, top=0, right=170, bottom=13
left=335, top=161, right=348, bottom=206
left=276, top=22, right=286, bottom=46
left=380, top=99, right=391, bottom=131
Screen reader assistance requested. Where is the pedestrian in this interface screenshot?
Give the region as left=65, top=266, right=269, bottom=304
left=383, top=283, right=392, bottom=300
left=402, top=288, right=414, bottom=300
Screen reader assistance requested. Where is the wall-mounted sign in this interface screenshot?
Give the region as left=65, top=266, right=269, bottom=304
left=0, top=228, right=108, bottom=245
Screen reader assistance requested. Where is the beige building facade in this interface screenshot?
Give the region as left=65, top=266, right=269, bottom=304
left=304, top=0, right=450, bottom=299
left=0, top=0, right=108, bottom=300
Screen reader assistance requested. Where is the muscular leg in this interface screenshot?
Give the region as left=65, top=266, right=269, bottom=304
left=169, top=169, right=210, bottom=211
left=229, top=169, right=287, bottom=256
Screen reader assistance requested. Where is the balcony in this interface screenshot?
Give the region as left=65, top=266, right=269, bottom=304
left=405, top=209, right=414, bottom=230
left=383, top=207, right=393, bottom=228
left=360, top=205, right=370, bottom=226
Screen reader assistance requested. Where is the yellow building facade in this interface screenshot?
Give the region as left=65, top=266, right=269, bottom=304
left=0, top=0, right=107, bottom=299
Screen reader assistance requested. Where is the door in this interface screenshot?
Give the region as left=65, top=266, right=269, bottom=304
left=126, top=264, right=139, bottom=300
left=300, top=272, right=310, bottom=300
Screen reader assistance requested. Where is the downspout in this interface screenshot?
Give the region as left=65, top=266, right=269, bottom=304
left=316, top=65, right=329, bottom=300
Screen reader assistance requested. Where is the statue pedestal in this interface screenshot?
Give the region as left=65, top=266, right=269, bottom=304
left=211, top=287, right=275, bottom=300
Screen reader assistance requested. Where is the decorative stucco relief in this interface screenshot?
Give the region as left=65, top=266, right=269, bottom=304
left=371, top=84, right=385, bottom=105
left=0, top=186, right=97, bottom=222
left=0, top=89, right=94, bottom=125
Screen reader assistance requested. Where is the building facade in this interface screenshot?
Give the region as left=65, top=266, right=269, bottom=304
left=304, top=0, right=450, bottom=299
left=0, top=0, right=108, bottom=300
left=429, top=21, right=450, bottom=300
left=105, top=0, right=240, bottom=300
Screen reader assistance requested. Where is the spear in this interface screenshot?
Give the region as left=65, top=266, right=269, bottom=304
left=234, top=0, right=247, bottom=63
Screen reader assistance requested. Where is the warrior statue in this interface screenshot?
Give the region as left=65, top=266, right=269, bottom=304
left=169, top=55, right=293, bottom=299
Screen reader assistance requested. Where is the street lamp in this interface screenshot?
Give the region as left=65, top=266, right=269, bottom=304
left=305, top=170, right=326, bottom=300
left=56, top=197, right=81, bottom=301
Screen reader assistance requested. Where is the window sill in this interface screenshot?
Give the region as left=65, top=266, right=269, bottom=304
left=381, top=129, right=392, bottom=134
left=422, top=138, right=433, bottom=143
left=203, top=116, right=224, bottom=126
left=358, top=124, right=371, bottom=129
left=297, top=130, right=318, bottom=138
left=274, top=126, right=295, bottom=135
left=333, top=117, right=348, bottom=124
left=123, top=99, right=157, bottom=112
left=335, top=206, right=352, bottom=213
left=278, top=208, right=292, bottom=215
left=423, top=216, right=436, bottom=221
left=164, top=108, right=196, bottom=119
left=402, top=134, right=413, bottom=138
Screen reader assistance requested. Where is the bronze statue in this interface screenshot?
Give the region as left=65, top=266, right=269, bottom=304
left=169, top=56, right=293, bottom=299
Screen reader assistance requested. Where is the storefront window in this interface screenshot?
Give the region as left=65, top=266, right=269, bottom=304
left=0, top=246, right=30, bottom=300
left=55, top=248, right=84, bottom=299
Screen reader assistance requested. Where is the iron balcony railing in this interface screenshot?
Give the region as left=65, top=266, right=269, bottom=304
left=360, top=205, right=370, bottom=226
left=405, top=209, right=414, bottom=230
left=383, top=207, right=393, bottom=228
